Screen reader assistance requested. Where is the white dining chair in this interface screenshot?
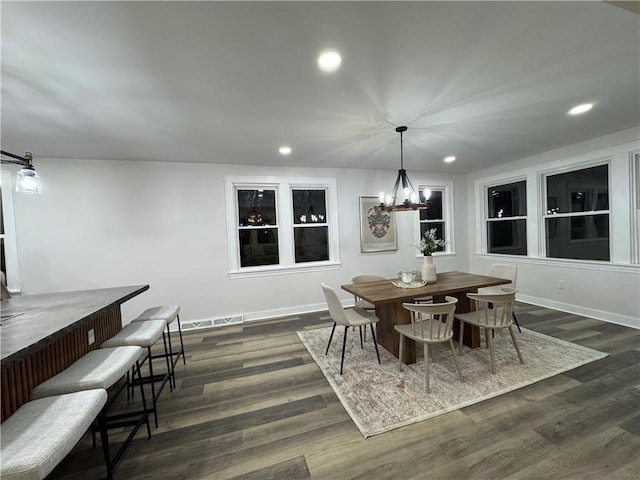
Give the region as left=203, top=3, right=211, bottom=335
left=478, top=264, right=521, bottom=332
left=321, top=283, right=381, bottom=375
left=455, top=288, right=524, bottom=374
left=396, top=297, right=463, bottom=393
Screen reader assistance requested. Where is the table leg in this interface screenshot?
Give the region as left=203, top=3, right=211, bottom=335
left=435, top=293, right=482, bottom=348
left=375, top=302, right=416, bottom=364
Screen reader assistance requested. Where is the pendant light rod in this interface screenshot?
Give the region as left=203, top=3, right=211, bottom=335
left=1, top=150, right=32, bottom=167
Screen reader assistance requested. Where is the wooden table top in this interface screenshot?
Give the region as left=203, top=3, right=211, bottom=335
left=0, top=285, right=149, bottom=366
left=341, top=271, right=511, bottom=305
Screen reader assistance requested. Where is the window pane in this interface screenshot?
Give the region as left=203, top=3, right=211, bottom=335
left=419, top=190, right=442, bottom=221
left=238, top=189, right=276, bottom=226
left=546, top=215, right=609, bottom=260
left=488, top=181, right=526, bottom=218
left=292, top=189, right=326, bottom=224
left=420, top=222, right=445, bottom=253
left=487, top=219, right=527, bottom=255
left=294, top=226, right=329, bottom=263
left=239, top=228, right=279, bottom=267
left=546, top=164, right=608, bottom=214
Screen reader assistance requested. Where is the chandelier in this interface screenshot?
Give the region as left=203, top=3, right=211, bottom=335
left=378, top=126, right=427, bottom=212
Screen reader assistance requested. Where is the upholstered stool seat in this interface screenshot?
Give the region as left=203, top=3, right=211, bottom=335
left=30, top=346, right=150, bottom=479
left=1, top=389, right=107, bottom=480
left=32, top=346, right=143, bottom=399
left=101, top=319, right=171, bottom=427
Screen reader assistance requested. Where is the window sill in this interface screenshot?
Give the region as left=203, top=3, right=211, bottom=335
left=229, top=261, right=342, bottom=279
left=476, top=253, right=640, bottom=273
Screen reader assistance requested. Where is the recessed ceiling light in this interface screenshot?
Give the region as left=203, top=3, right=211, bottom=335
left=318, top=50, right=342, bottom=73
left=444, top=156, right=456, bottom=163
left=568, top=103, right=593, bottom=115
left=279, top=146, right=292, bottom=155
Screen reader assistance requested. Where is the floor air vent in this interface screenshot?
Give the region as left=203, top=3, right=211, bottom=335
left=177, top=314, right=243, bottom=331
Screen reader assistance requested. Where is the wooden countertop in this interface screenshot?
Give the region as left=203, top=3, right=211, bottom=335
left=0, top=285, right=149, bottom=366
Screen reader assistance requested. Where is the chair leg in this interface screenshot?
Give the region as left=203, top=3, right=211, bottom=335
left=398, top=334, right=404, bottom=372
left=340, top=326, right=348, bottom=375
left=448, top=339, right=464, bottom=382
left=359, top=326, right=364, bottom=349
left=458, top=321, right=465, bottom=355
left=513, top=312, right=522, bottom=333
left=325, top=322, right=337, bottom=355
left=486, top=328, right=497, bottom=374
left=369, top=324, right=381, bottom=365
left=424, top=343, right=430, bottom=393
left=508, top=326, right=525, bottom=364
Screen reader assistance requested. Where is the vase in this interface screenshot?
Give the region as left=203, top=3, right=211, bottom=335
left=421, top=255, right=437, bottom=283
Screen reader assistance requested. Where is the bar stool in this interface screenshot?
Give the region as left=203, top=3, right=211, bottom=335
left=1, top=389, right=108, bottom=480
left=101, top=319, right=171, bottom=428
left=132, top=304, right=185, bottom=365
left=31, top=346, right=150, bottom=479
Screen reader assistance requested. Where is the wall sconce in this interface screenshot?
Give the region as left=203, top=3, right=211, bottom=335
left=1, top=151, right=41, bottom=194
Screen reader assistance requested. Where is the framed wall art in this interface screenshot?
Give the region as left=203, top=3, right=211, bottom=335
left=359, top=196, right=397, bottom=252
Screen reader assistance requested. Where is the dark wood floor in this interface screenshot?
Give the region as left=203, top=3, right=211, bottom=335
left=50, top=303, right=640, bottom=479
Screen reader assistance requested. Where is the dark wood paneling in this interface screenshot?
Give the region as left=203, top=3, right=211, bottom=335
left=1, top=306, right=122, bottom=421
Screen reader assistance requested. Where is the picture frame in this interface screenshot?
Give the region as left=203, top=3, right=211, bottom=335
left=359, top=196, right=397, bottom=252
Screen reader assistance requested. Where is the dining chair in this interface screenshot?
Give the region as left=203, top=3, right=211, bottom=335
left=455, top=288, right=524, bottom=374
left=351, top=275, right=385, bottom=310
left=321, top=283, right=381, bottom=375
left=351, top=275, right=385, bottom=343
left=396, top=296, right=463, bottom=393
left=478, top=263, right=521, bottom=332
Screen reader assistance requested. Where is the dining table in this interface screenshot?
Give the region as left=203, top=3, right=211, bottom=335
left=341, top=271, right=511, bottom=364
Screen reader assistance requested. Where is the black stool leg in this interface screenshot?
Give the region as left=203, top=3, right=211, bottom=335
left=176, top=314, right=186, bottom=365
left=97, top=410, right=113, bottom=480
left=146, top=346, right=159, bottom=428
left=162, top=330, right=175, bottom=391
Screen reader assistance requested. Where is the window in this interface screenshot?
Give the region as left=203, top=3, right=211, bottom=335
left=226, top=176, right=339, bottom=275
left=237, top=188, right=279, bottom=267
left=419, top=189, right=445, bottom=253
left=414, top=183, right=454, bottom=255
left=292, top=189, right=329, bottom=263
left=544, top=164, right=609, bottom=261
left=486, top=180, right=527, bottom=255
left=0, top=177, right=20, bottom=291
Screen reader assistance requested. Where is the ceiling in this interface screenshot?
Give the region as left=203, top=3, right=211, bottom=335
left=1, top=1, right=639, bottom=174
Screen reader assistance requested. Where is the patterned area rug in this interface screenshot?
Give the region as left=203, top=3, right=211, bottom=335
left=298, top=326, right=607, bottom=438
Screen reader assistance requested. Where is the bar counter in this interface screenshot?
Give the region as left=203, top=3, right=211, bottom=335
left=1, top=285, right=149, bottom=421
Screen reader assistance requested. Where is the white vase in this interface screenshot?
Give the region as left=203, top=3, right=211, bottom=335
left=421, top=255, right=437, bottom=283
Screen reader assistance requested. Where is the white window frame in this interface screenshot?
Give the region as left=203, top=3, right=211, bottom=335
left=483, top=176, right=528, bottom=256
left=540, top=159, right=611, bottom=262
left=0, top=170, right=21, bottom=292
left=225, top=175, right=340, bottom=277
left=414, top=181, right=455, bottom=257
left=631, top=151, right=640, bottom=264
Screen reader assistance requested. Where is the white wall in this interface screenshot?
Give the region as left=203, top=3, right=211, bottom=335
left=8, top=159, right=468, bottom=324
left=467, top=128, right=640, bottom=328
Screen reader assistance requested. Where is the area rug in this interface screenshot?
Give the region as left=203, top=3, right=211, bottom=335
left=297, top=326, right=607, bottom=437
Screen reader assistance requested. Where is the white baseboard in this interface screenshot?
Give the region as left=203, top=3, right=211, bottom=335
left=517, top=294, right=640, bottom=330
left=173, top=296, right=639, bottom=333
